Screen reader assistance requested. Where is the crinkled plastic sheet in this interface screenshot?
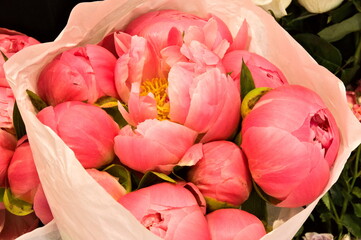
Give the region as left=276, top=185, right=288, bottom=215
left=4, top=0, right=361, bottom=239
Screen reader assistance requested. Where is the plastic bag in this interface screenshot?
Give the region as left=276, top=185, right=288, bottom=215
left=4, top=0, right=361, bottom=239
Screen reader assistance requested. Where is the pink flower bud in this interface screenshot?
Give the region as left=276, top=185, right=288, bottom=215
left=206, top=208, right=266, bottom=240
left=0, top=129, right=17, bottom=187
left=186, top=141, right=252, bottom=210
left=37, top=101, right=120, bottom=169
left=0, top=86, right=15, bottom=130
left=223, top=50, right=288, bottom=89
left=0, top=29, right=39, bottom=87
left=118, top=182, right=211, bottom=240
left=37, top=44, right=117, bottom=105
left=7, top=136, right=40, bottom=203
left=114, top=119, right=197, bottom=173
left=241, top=85, right=340, bottom=207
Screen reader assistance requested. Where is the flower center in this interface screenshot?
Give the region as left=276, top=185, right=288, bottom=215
left=310, top=111, right=333, bottom=151
left=140, top=78, right=170, bottom=120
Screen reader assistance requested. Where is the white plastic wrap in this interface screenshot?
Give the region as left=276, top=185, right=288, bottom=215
left=4, top=0, right=361, bottom=239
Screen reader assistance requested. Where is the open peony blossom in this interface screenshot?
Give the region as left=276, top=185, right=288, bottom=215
left=37, top=44, right=118, bottom=106
left=206, top=208, right=267, bottom=240
left=185, top=141, right=252, bottom=210
left=114, top=10, right=244, bottom=142
left=0, top=128, right=17, bottom=187
left=7, top=136, right=40, bottom=203
left=241, top=85, right=340, bottom=207
left=0, top=28, right=39, bottom=87
left=222, top=50, right=288, bottom=90
left=118, top=182, right=211, bottom=240
left=298, top=0, right=343, bottom=13
left=33, top=168, right=127, bottom=224
left=114, top=119, right=198, bottom=173
left=0, top=86, right=15, bottom=130
left=37, top=101, right=119, bottom=169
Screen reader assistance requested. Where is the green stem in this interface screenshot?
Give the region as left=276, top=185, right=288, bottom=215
left=350, top=144, right=361, bottom=190
left=354, top=32, right=361, bottom=67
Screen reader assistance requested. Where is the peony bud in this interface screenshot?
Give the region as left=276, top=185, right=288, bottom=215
left=0, top=128, right=17, bottom=187
left=37, top=101, right=119, bottom=169
left=186, top=141, right=252, bottom=211
left=241, top=85, right=340, bottom=207
left=7, top=136, right=40, bottom=203
left=298, top=0, right=343, bottom=13
left=252, top=0, right=292, bottom=18
left=206, top=208, right=267, bottom=240
left=37, top=44, right=117, bottom=105
left=118, top=182, right=211, bottom=240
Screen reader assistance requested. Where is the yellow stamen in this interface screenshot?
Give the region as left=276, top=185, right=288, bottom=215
left=140, top=78, right=170, bottom=120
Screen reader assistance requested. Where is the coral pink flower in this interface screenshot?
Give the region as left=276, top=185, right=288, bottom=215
left=114, top=119, right=198, bottom=173
left=0, top=29, right=39, bottom=87
left=33, top=168, right=127, bottom=224
left=37, top=101, right=119, bottom=169
left=346, top=91, right=361, bottom=121
left=118, top=182, right=211, bottom=240
left=0, top=128, right=17, bottom=187
left=241, top=85, right=340, bottom=207
left=7, top=136, right=40, bottom=203
left=185, top=141, right=252, bottom=209
left=0, top=86, right=15, bottom=130
left=206, top=208, right=266, bottom=240
left=115, top=10, right=244, bottom=142
left=37, top=44, right=117, bottom=106
left=222, top=50, right=288, bottom=90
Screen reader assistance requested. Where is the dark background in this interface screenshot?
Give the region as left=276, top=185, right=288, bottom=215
left=0, top=0, right=97, bottom=42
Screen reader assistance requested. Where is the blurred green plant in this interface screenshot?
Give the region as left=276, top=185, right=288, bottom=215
left=278, top=1, right=361, bottom=239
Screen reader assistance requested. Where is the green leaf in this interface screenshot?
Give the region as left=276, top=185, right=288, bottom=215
left=3, top=189, right=34, bottom=216
left=320, top=212, right=333, bottom=222
left=137, top=171, right=177, bottom=189
left=13, top=101, right=26, bottom=139
left=318, top=13, right=361, bottom=42
left=341, top=64, right=360, bottom=85
left=321, top=192, right=331, bottom=211
left=205, top=196, right=237, bottom=212
left=353, top=0, right=361, bottom=12
left=352, top=187, right=361, bottom=198
left=293, top=33, right=342, bottom=73
left=26, top=90, right=48, bottom=112
left=0, top=50, right=8, bottom=61
left=95, top=97, right=128, bottom=128
left=329, top=1, right=356, bottom=23
left=0, top=188, right=5, bottom=202
left=241, top=185, right=268, bottom=222
left=341, top=214, right=361, bottom=237
left=240, top=60, right=255, bottom=101
left=353, top=203, right=361, bottom=218
left=102, top=164, right=132, bottom=192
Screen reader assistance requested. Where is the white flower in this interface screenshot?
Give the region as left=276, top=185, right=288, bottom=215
left=251, top=0, right=292, bottom=18
left=298, top=0, right=344, bottom=13
left=303, top=232, right=334, bottom=240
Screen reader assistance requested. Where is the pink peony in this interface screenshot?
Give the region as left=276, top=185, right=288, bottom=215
left=185, top=141, right=252, bottom=210
left=37, top=44, right=117, bottom=106
left=0, top=86, right=15, bottom=130
left=37, top=101, right=119, bottom=169
left=0, top=128, right=17, bottom=187
left=115, top=10, right=244, bottom=142
left=241, top=85, right=340, bottom=207
left=7, top=136, right=40, bottom=203
left=222, top=50, right=288, bottom=91
left=118, top=182, right=211, bottom=240
left=114, top=119, right=198, bottom=173
left=206, top=208, right=266, bottom=240
left=0, top=29, right=39, bottom=87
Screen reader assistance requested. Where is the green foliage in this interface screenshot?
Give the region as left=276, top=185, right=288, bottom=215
left=12, top=102, right=26, bottom=139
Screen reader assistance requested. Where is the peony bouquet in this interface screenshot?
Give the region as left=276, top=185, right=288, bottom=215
left=2, top=0, right=361, bottom=239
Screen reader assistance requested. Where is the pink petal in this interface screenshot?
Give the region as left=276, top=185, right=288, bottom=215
left=228, top=20, right=250, bottom=52
left=33, top=185, right=53, bottom=224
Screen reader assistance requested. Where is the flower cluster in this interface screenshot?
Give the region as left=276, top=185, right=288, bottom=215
left=1, top=6, right=344, bottom=240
